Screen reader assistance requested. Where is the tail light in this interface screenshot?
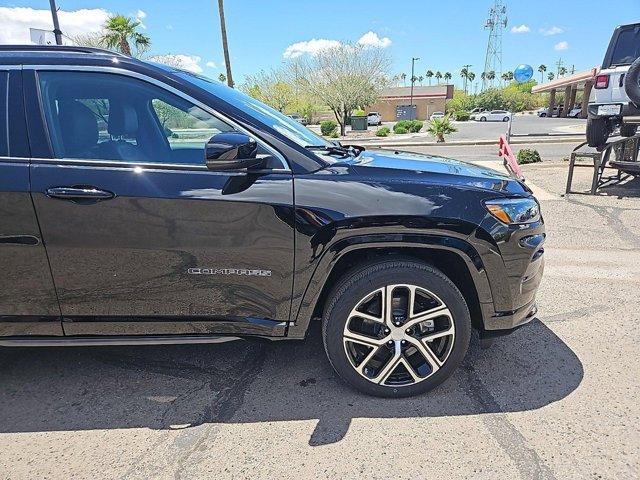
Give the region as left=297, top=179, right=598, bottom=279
left=594, top=74, right=609, bottom=89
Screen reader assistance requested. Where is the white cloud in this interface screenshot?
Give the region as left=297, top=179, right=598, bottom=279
left=135, top=9, right=146, bottom=29
left=357, top=31, right=392, bottom=48
left=0, top=7, right=109, bottom=44
left=510, top=24, right=530, bottom=34
left=283, top=38, right=342, bottom=58
left=540, top=26, right=564, bottom=36
left=151, top=54, right=203, bottom=73
left=554, top=41, right=569, bottom=51
left=206, top=60, right=216, bottom=68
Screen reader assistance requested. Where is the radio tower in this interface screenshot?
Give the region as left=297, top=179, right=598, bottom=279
left=482, top=0, right=508, bottom=91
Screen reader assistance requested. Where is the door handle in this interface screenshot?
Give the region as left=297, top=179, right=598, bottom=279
left=45, top=186, right=115, bottom=201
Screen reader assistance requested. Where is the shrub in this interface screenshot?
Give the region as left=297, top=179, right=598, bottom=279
left=352, top=109, right=366, bottom=117
left=329, top=130, right=339, bottom=138
left=376, top=126, right=390, bottom=137
left=517, top=149, right=542, bottom=164
left=320, top=120, right=338, bottom=136
left=394, top=125, right=408, bottom=134
left=393, top=120, right=422, bottom=133
left=454, top=110, right=470, bottom=121
left=427, top=116, right=457, bottom=142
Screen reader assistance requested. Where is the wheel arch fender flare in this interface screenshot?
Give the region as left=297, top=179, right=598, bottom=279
left=287, top=233, right=494, bottom=339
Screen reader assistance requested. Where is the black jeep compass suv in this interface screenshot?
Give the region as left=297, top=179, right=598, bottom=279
left=0, top=46, right=544, bottom=397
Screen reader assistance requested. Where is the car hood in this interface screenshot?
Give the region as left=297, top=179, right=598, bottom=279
left=346, top=149, right=527, bottom=194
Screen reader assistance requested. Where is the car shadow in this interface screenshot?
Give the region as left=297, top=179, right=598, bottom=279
left=0, top=318, right=582, bottom=446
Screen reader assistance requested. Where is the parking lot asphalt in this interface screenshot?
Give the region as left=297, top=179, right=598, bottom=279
left=1, top=158, right=639, bottom=479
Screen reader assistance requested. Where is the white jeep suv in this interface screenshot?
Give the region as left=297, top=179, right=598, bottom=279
left=587, top=23, right=640, bottom=147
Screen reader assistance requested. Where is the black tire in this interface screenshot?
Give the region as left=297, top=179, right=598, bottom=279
left=322, top=259, right=471, bottom=398
left=624, top=57, right=640, bottom=106
left=586, top=117, right=610, bottom=148
left=620, top=123, right=638, bottom=138
left=539, top=112, right=547, bottom=118
left=503, top=116, right=510, bottom=122
left=480, top=116, right=487, bottom=122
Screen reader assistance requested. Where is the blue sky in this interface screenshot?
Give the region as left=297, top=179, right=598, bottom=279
left=1, top=0, right=639, bottom=87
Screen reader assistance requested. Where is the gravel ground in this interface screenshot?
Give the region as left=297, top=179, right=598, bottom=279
left=1, top=160, right=638, bottom=480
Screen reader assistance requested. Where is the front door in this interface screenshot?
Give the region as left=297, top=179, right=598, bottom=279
left=27, top=69, right=294, bottom=337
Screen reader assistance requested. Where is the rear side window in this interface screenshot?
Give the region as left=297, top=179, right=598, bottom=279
left=609, top=26, right=640, bottom=67
left=0, top=71, right=7, bottom=157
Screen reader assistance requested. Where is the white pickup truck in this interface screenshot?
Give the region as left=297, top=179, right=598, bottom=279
left=587, top=23, right=640, bottom=147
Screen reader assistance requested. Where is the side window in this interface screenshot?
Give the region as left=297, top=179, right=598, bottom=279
left=37, top=71, right=242, bottom=166
left=0, top=72, right=7, bottom=157
left=150, top=97, right=235, bottom=165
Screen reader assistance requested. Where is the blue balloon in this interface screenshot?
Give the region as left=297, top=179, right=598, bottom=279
left=514, top=64, right=534, bottom=83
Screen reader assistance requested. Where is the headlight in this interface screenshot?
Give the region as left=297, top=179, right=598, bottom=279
left=485, top=198, right=540, bottom=225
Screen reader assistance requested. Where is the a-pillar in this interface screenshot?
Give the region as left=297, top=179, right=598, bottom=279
left=561, top=85, right=572, bottom=117
left=581, top=81, right=593, bottom=119
left=547, top=89, right=556, bottom=117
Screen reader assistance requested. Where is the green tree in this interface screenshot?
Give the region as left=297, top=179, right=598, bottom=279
left=435, top=71, right=443, bottom=84
left=558, top=66, right=567, bottom=77
left=101, top=14, right=150, bottom=56
left=548, top=72, right=555, bottom=81
left=444, top=72, right=452, bottom=83
left=426, top=70, right=434, bottom=85
left=218, top=73, right=227, bottom=83
left=418, top=75, right=424, bottom=85
left=460, top=68, right=470, bottom=93
left=242, top=69, right=295, bottom=112
left=427, top=116, right=457, bottom=142
left=538, top=64, right=547, bottom=83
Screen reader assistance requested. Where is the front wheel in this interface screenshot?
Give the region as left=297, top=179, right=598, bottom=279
left=503, top=117, right=510, bottom=122
left=322, top=260, right=471, bottom=398
left=586, top=117, right=610, bottom=148
left=480, top=116, right=487, bottom=122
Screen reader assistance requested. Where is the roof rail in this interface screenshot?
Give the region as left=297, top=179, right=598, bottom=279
left=0, top=45, right=128, bottom=57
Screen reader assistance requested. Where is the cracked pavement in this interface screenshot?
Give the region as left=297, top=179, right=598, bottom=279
left=1, top=159, right=638, bottom=479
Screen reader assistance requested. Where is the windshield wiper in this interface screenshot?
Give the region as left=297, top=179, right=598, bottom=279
left=305, top=144, right=365, bottom=157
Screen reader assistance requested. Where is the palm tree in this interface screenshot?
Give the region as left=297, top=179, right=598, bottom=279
left=101, top=14, right=150, bottom=57
left=538, top=64, right=547, bottom=83
left=400, top=73, right=407, bottom=86
left=444, top=72, right=452, bottom=83
left=217, top=0, right=234, bottom=88
left=425, top=70, right=434, bottom=85
left=427, top=116, right=457, bottom=143
left=501, top=72, right=510, bottom=83
left=460, top=68, right=469, bottom=93
left=487, top=70, right=496, bottom=82
left=548, top=72, right=555, bottom=81
left=418, top=75, right=424, bottom=85
left=218, top=73, right=227, bottom=83
left=435, top=71, right=443, bottom=84
left=558, top=66, right=567, bottom=77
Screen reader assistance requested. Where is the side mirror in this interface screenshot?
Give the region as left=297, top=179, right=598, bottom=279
left=205, top=132, right=263, bottom=171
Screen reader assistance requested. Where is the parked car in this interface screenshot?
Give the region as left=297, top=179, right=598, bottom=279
left=429, top=111, right=446, bottom=120
left=367, top=111, right=382, bottom=126
left=0, top=45, right=545, bottom=398
left=537, top=106, right=564, bottom=117
left=468, top=108, right=487, bottom=116
left=471, top=110, right=512, bottom=122
left=568, top=107, right=583, bottom=118
left=587, top=22, right=640, bottom=147
left=287, top=113, right=307, bottom=125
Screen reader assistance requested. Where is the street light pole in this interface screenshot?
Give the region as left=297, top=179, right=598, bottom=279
left=409, top=57, right=420, bottom=120
left=48, top=0, right=63, bottom=45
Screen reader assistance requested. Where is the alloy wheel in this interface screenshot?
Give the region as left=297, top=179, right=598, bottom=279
left=342, top=284, right=455, bottom=387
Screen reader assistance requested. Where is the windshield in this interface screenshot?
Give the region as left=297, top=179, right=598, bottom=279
left=609, top=26, right=640, bottom=66
left=170, top=70, right=331, bottom=148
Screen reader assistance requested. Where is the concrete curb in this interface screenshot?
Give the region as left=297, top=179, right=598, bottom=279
left=353, top=136, right=584, bottom=148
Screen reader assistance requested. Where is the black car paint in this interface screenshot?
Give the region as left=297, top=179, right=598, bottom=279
left=0, top=49, right=544, bottom=342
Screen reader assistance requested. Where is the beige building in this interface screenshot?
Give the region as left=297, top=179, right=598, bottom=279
left=370, top=85, right=454, bottom=121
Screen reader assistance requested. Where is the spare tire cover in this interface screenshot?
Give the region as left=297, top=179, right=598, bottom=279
left=625, top=57, right=640, bottom=105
